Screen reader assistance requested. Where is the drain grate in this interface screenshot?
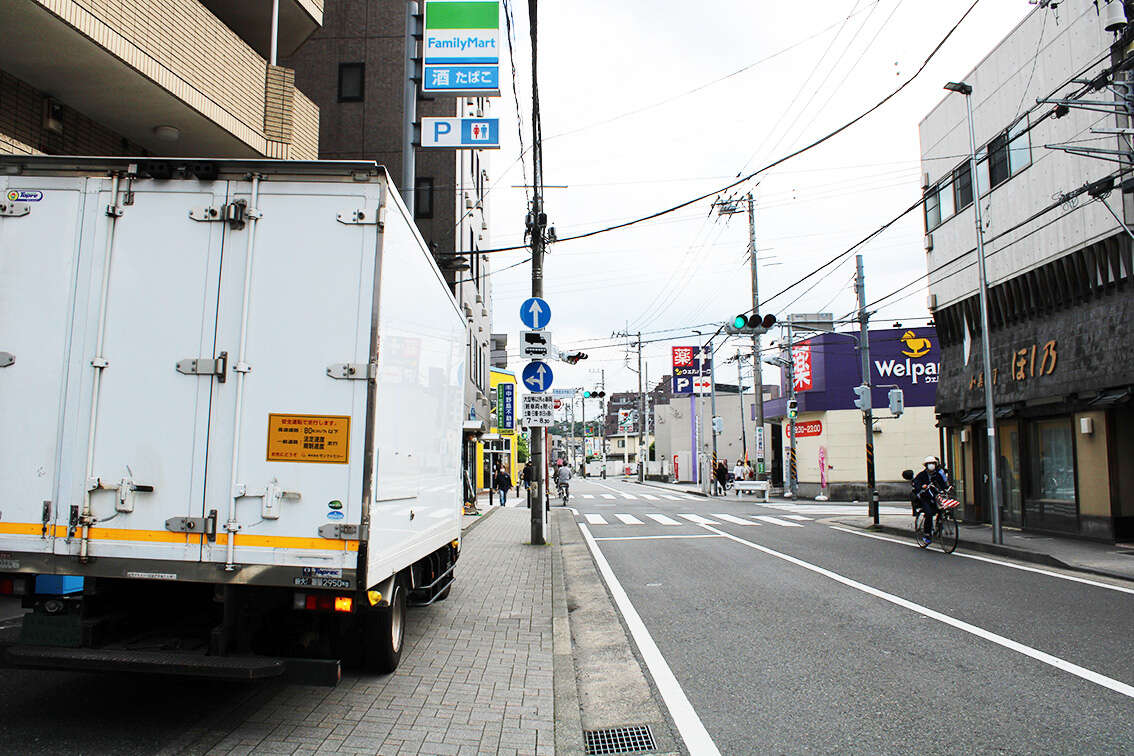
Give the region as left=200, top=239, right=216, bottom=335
left=584, top=725, right=656, bottom=755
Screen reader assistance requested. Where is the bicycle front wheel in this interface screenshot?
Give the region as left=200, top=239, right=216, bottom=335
left=913, top=513, right=929, bottom=548
left=938, top=514, right=958, bottom=554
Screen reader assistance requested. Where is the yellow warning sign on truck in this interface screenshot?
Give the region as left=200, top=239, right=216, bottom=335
left=266, top=414, right=350, bottom=464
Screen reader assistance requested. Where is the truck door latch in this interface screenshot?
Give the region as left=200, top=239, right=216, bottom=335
left=88, top=474, right=155, bottom=513
left=165, top=510, right=218, bottom=542
left=176, top=351, right=227, bottom=382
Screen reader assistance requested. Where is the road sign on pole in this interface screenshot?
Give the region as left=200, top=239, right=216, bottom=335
left=519, top=297, right=551, bottom=330
left=421, top=117, right=501, bottom=148
left=522, top=361, right=553, bottom=393
left=521, top=329, right=552, bottom=358
left=522, top=394, right=554, bottom=426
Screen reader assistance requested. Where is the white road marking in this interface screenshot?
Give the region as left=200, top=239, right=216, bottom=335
left=579, top=524, right=723, bottom=755
left=680, top=495, right=702, bottom=501
left=646, top=514, right=681, bottom=526
left=582, top=494, right=595, bottom=499
left=594, top=534, right=725, bottom=542
left=663, top=495, right=681, bottom=501
left=829, top=526, right=1134, bottom=596
left=642, top=494, right=660, bottom=501
left=763, top=503, right=910, bottom=516
left=615, top=514, right=645, bottom=525
left=584, top=514, right=608, bottom=525
left=753, top=515, right=803, bottom=528
left=783, top=515, right=813, bottom=521
left=711, top=513, right=759, bottom=525
left=621, top=493, right=639, bottom=500
left=679, top=514, right=719, bottom=525
left=704, top=524, right=1134, bottom=700
left=601, top=494, right=616, bottom=500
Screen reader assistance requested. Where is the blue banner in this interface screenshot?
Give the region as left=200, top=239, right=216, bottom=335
left=498, top=383, right=515, bottom=430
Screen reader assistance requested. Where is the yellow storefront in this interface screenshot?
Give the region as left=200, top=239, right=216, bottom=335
left=476, top=369, right=519, bottom=491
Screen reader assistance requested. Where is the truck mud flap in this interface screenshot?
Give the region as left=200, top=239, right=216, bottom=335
left=0, top=644, right=342, bottom=686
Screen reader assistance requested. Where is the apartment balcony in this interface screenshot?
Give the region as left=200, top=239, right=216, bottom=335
left=0, top=0, right=320, bottom=158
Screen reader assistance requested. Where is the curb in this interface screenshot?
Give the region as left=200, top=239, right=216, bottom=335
left=550, top=510, right=586, bottom=756
left=460, top=504, right=499, bottom=535
left=636, top=480, right=709, bottom=498
left=835, top=519, right=1133, bottom=582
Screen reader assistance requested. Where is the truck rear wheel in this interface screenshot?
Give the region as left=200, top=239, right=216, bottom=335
left=363, top=577, right=406, bottom=674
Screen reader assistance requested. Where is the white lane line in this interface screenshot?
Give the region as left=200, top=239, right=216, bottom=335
left=601, top=494, right=616, bottom=500
left=615, top=514, right=645, bottom=525
left=830, top=526, right=1134, bottom=596
left=783, top=515, right=813, bottom=521
left=584, top=514, right=608, bottom=525
left=679, top=514, right=719, bottom=525
left=646, top=514, right=682, bottom=526
left=662, top=495, right=681, bottom=501
left=594, top=534, right=725, bottom=542
left=753, top=515, right=803, bottom=528
left=641, top=494, right=660, bottom=501
left=582, top=494, right=595, bottom=499
left=704, top=524, right=1134, bottom=700
left=579, top=524, right=723, bottom=755
left=711, top=513, right=759, bottom=525
left=621, top=493, right=639, bottom=500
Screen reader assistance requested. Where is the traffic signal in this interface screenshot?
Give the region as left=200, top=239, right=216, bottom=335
left=888, top=388, right=905, bottom=418
left=583, top=389, right=605, bottom=399
left=786, top=399, right=798, bottom=419
left=852, top=385, right=871, bottom=411
left=563, top=352, right=588, bottom=365
left=726, top=313, right=777, bottom=335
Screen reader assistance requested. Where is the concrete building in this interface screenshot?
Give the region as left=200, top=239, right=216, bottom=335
left=0, top=0, right=321, bottom=159
left=919, top=0, right=1134, bottom=540
left=283, top=1, right=496, bottom=447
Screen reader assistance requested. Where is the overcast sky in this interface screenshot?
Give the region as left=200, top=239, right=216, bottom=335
left=484, top=0, right=1036, bottom=398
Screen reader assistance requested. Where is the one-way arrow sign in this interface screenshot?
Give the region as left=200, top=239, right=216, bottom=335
left=520, top=297, right=551, bottom=330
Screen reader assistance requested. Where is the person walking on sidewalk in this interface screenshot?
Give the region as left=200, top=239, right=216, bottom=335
left=494, top=464, right=512, bottom=506
left=714, top=459, right=729, bottom=496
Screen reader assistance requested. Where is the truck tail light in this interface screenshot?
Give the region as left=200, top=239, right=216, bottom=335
left=334, top=596, right=352, bottom=613
left=294, top=592, right=352, bottom=612
left=0, top=577, right=26, bottom=596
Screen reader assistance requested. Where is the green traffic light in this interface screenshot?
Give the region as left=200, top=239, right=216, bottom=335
left=733, top=314, right=748, bottom=330
left=583, top=391, right=591, bottom=398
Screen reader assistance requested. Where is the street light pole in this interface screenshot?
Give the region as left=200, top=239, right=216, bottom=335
left=947, top=81, right=1003, bottom=545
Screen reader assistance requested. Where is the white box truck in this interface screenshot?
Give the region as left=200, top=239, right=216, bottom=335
left=0, top=157, right=466, bottom=683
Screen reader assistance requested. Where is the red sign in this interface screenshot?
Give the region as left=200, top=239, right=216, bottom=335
left=673, top=455, right=679, bottom=480
left=786, top=420, right=822, bottom=438
left=553, top=399, right=562, bottom=409
left=792, top=341, right=813, bottom=392
left=672, top=346, right=696, bottom=368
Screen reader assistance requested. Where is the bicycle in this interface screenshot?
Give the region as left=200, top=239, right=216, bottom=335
left=913, top=486, right=960, bottom=554
left=556, top=480, right=570, bottom=506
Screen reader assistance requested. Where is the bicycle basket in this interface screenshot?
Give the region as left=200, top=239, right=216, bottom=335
left=936, top=494, right=960, bottom=510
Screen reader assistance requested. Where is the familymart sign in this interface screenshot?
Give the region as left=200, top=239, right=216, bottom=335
left=423, top=1, right=501, bottom=95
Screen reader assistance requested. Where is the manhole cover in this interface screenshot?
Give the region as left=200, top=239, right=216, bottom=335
left=584, top=725, right=656, bottom=754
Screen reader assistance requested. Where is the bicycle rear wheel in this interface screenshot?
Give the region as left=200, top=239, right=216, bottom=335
left=938, top=514, right=958, bottom=553
left=913, top=513, right=929, bottom=548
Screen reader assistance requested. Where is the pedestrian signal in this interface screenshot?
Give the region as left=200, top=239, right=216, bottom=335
left=787, top=399, right=798, bottom=419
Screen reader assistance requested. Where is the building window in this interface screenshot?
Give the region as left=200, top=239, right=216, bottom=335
left=1028, top=418, right=1076, bottom=503
left=1008, top=117, right=1032, bottom=175
left=954, top=162, right=973, bottom=210
left=975, top=147, right=990, bottom=197
left=337, top=63, right=364, bottom=102
left=415, top=177, right=434, bottom=219
left=988, top=132, right=1010, bottom=188
left=924, top=187, right=941, bottom=231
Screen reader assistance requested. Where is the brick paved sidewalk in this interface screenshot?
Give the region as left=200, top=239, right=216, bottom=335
left=180, top=508, right=555, bottom=756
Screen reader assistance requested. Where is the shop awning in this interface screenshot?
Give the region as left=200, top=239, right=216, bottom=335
left=481, top=433, right=502, bottom=442
left=463, top=420, right=487, bottom=435
left=1087, top=388, right=1131, bottom=408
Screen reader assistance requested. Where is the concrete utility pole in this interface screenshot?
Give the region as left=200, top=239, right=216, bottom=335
left=600, top=369, right=607, bottom=473
left=746, top=192, right=767, bottom=480
left=401, top=1, right=420, bottom=215
left=580, top=391, right=586, bottom=473
left=855, top=255, right=879, bottom=525
left=786, top=321, right=798, bottom=498
left=737, top=356, right=748, bottom=463
left=708, top=338, right=719, bottom=495
left=637, top=333, right=646, bottom=483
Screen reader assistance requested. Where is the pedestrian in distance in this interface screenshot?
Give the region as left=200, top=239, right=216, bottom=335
left=714, top=459, right=729, bottom=496
left=732, top=460, right=745, bottom=485
left=494, top=464, right=512, bottom=507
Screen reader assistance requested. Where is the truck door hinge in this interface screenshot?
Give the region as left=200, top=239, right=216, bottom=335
left=165, top=510, right=218, bottom=542
left=41, top=501, right=51, bottom=539
left=318, top=523, right=364, bottom=541
left=336, top=206, right=384, bottom=227
left=326, top=362, right=375, bottom=380
left=0, top=202, right=30, bottom=217
left=176, top=351, right=228, bottom=382
left=0, top=352, right=14, bottom=367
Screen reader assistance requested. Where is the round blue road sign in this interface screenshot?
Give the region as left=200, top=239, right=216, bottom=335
left=522, top=361, right=553, bottom=393
left=520, top=297, right=551, bottom=330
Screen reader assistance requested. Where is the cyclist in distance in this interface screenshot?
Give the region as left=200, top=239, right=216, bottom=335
left=911, top=455, right=949, bottom=545
left=555, top=461, right=573, bottom=503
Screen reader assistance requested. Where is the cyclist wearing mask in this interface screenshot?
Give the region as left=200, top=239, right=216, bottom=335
left=911, top=456, right=949, bottom=544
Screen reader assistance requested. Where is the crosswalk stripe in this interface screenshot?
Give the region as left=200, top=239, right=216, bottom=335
left=585, top=514, right=608, bottom=525
left=621, top=494, right=638, bottom=500
left=783, top=514, right=812, bottom=521
left=679, top=514, right=719, bottom=525
left=582, top=494, right=595, bottom=499
left=753, top=515, right=803, bottom=527
left=601, top=494, right=616, bottom=499
left=662, top=495, right=680, bottom=501
left=680, top=495, right=701, bottom=501
left=711, top=513, right=758, bottom=525
left=641, top=494, right=659, bottom=501
left=615, top=514, right=644, bottom=525
left=645, top=513, right=681, bottom=525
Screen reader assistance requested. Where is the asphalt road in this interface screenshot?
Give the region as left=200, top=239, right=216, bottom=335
left=567, top=476, right=1134, bottom=755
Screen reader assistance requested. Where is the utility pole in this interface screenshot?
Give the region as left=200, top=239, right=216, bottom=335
left=786, top=321, right=798, bottom=498
left=708, top=337, right=719, bottom=495
left=746, top=192, right=767, bottom=480
left=600, top=369, right=607, bottom=474
left=580, top=392, right=586, bottom=474
left=527, top=0, right=546, bottom=545
left=401, top=1, right=420, bottom=215
left=737, top=356, right=748, bottom=463
left=637, top=333, right=646, bottom=483
left=855, top=254, right=879, bottom=525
